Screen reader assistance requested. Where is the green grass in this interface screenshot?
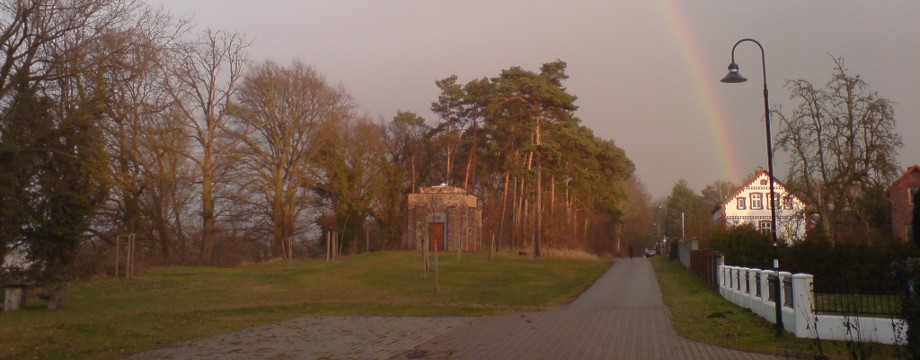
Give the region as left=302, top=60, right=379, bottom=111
left=651, top=256, right=906, bottom=359
left=0, top=251, right=609, bottom=359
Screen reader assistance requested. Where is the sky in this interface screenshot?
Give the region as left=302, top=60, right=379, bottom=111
left=146, top=0, right=919, bottom=198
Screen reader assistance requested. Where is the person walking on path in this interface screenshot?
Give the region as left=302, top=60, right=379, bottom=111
left=399, top=258, right=784, bottom=360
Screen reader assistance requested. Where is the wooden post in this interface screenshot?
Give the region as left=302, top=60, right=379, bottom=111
left=489, top=233, right=495, bottom=262
left=423, top=225, right=428, bottom=279
left=434, top=232, right=440, bottom=293
left=116, top=234, right=136, bottom=279
left=457, top=207, right=463, bottom=263
left=128, top=234, right=135, bottom=279
left=115, top=236, right=120, bottom=277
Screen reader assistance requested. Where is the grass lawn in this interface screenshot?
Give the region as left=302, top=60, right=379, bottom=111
left=651, top=256, right=906, bottom=359
left=0, top=251, right=609, bottom=359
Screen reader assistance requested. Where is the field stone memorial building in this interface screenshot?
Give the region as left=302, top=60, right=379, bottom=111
left=407, top=185, right=482, bottom=252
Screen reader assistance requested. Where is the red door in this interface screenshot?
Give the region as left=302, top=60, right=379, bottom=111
left=429, top=222, right=444, bottom=251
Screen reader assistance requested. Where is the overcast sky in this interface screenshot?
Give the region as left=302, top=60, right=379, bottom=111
left=147, top=0, right=919, bottom=198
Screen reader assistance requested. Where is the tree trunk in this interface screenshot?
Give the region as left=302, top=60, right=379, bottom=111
left=533, top=122, right=542, bottom=258
left=410, top=154, right=417, bottom=193
left=445, top=145, right=454, bottom=185
left=535, top=161, right=542, bottom=257
left=498, top=171, right=510, bottom=250
left=511, top=176, right=519, bottom=250
left=200, top=161, right=216, bottom=266
left=271, top=178, right=286, bottom=258
left=462, top=124, right=479, bottom=191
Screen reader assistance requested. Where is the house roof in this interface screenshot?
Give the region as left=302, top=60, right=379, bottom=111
left=886, top=165, right=920, bottom=194
left=712, top=169, right=803, bottom=214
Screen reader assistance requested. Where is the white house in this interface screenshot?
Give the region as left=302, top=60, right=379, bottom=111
left=712, top=169, right=808, bottom=243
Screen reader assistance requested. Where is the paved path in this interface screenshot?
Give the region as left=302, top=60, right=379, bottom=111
left=393, top=258, right=784, bottom=359
left=132, top=258, right=786, bottom=360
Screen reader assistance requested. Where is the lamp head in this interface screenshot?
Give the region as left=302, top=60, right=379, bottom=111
left=720, top=63, right=747, bottom=83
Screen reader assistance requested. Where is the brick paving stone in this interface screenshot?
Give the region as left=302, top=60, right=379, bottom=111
left=394, top=258, right=787, bottom=360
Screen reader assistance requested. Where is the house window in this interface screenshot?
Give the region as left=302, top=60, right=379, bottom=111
left=766, top=193, right=774, bottom=210
left=736, top=197, right=746, bottom=210
left=760, top=180, right=768, bottom=185
left=759, top=220, right=773, bottom=234
left=751, top=193, right=763, bottom=209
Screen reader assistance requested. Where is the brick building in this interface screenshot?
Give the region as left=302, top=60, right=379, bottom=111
left=407, top=185, right=482, bottom=252
left=888, top=165, right=920, bottom=241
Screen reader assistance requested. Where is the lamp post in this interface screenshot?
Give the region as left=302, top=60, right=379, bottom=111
left=720, top=38, right=784, bottom=337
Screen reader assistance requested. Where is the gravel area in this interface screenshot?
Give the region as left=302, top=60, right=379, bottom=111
left=130, top=316, right=473, bottom=360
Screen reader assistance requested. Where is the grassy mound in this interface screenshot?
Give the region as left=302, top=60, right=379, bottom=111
left=1, top=251, right=609, bottom=359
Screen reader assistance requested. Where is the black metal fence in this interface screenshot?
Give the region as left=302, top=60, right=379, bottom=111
left=783, top=277, right=793, bottom=309
left=813, top=292, right=902, bottom=318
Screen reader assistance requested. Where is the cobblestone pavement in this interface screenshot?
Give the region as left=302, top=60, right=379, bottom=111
left=392, top=258, right=784, bottom=360
left=132, top=258, right=787, bottom=360
left=130, top=316, right=473, bottom=360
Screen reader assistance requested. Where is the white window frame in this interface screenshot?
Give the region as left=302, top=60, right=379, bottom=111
left=759, top=220, right=772, bottom=234
left=751, top=193, right=763, bottom=210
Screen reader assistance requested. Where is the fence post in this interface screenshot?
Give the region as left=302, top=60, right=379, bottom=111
left=792, top=273, right=815, bottom=338
left=727, top=267, right=735, bottom=302
left=749, top=268, right=761, bottom=308
left=716, top=256, right=724, bottom=290
left=779, top=271, right=793, bottom=332
left=761, top=270, right=775, bottom=323
left=779, top=271, right=793, bottom=307
left=739, top=267, right=750, bottom=308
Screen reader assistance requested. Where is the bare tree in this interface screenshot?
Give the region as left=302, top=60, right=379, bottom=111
left=0, top=0, right=146, bottom=102
left=89, top=7, right=190, bottom=264
left=776, top=57, right=902, bottom=240
left=165, top=29, right=249, bottom=265
left=228, top=60, right=352, bottom=259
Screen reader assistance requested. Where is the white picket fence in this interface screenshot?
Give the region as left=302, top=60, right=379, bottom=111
left=718, top=265, right=908, bottom=345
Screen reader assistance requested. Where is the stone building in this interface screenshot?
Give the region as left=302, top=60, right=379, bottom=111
left=407, top=185, right=482, bottom=252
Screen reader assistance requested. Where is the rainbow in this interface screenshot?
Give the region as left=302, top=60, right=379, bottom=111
left=659, top=0, right=746, bottom=183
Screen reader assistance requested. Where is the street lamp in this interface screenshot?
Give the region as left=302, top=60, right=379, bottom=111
left=721, top=38, right=784, bottom=337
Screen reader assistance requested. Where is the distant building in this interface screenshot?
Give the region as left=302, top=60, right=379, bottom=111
left=407, top=185, right=482, bottom=252
left=888, top=165, right=920, bottom=241
left=712, top=169, right=808, bottom=243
